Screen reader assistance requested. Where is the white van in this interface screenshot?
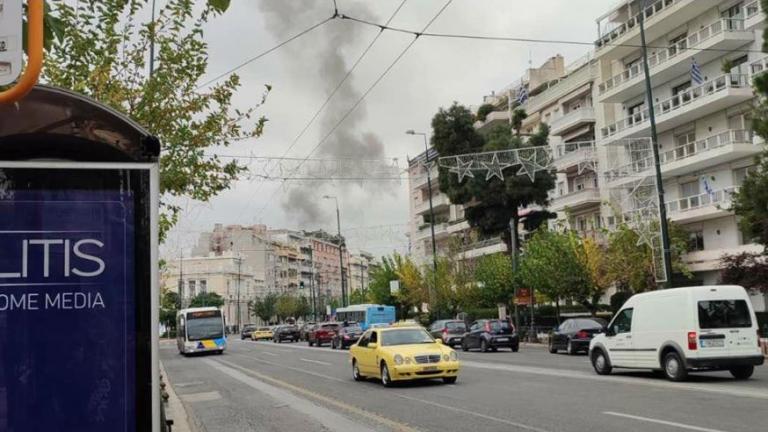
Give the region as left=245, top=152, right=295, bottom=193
left=589, top=285, right=764, bottom=381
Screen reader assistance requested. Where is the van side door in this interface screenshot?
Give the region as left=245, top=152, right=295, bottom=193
left=605, top=308, right=634, bottom=367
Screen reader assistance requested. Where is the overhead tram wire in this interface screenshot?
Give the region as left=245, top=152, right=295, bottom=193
left=195, top=15, right=336, bottom=90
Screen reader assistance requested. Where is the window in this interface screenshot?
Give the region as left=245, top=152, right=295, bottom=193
left=593, top=214, right=602, bottom=229
left=733, top=166, right=756, bottom=186
left=358, top=332, right=370, bottom=347
left=369, top=331, right=378, bottom=344
left=687, top=230, right=705, bottom=252
left=199, top=279, right=207, bottom=294
left=698, top=300, right=752, bottom=329
left=680, top=180, right=700, bottom=198
left=578, top=217, right=587, bottom=232
left=668, top=32, right=687, bottom=55
left=610, top=308, right=633, bottom=334
left=728, top=112, right=752, bottom=131
left=470, top=322, right=480, bottom=332
left=188, top=280, right=196, bottom=298
left=672, top=81, right=692, bottom=105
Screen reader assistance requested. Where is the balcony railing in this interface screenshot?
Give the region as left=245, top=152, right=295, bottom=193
left=599, top=18, right=746, bottom=94
left=606, top=130, right=752, bottom=178
left=554, top=140, right=596, bottom=159
left=595, top=0, right=680, bottom=50
left=746, top=1, right=763, bottom=22
left=550, top=188, right=601, bottom=211
left=601, top=74, right=751, bottom=139
left=459, top=237, right=505, bottom=252
left=666, top=186, right=739, bottom=214
left=549, top=107, right=596, bottom=134
left=749, top=56, right=768, bottom=76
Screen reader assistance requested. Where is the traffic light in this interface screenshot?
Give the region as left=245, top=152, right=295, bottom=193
left=300, top=281, right=305, bottom=289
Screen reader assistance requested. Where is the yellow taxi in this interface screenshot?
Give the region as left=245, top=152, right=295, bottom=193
left=349, top=325, right=460, bottom=386
left=251, top=327, right=273, bottom=341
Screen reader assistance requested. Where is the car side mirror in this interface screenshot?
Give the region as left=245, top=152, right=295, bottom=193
left=605, top=328, right=615, bottom=337
left=435, top=338, right=443, bottom=344
left=367, top=342, right=378, bottom=349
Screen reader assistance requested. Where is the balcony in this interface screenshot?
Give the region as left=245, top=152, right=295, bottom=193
left=553, top=141, right=597, bottom=172
left=447, top=219, right=470, bottom=234
left=601, top=74, right=754, bottom=141
left=415, top=222, right=449, bottom=241
left=598, top=18, right=754, bottom=103
left=458, top=237, right=507, bottom=260
left=549, top=107, right=596, bottom=136
left=684, top=244, right=763, bottom=273
left=594, top=0, right=721, bottom=58
left=745, top=0, right=766, bottom=31
left=474, top=110, right=509, bottom=132
left=414, top=193, right=450, bottom=216
left=550, top=188, right=602, bottom=213
left=605, top=130, right=759, bottom=186
left=666, top=187, right=739, bottom=224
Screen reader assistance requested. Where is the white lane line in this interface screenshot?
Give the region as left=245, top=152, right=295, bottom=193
left=301, top=358, right=332, bottom=366
left=603, top=412, right=729, bottom=432
left=262, top=351, right=278, bottom=356
left=231, top=353, right=346, bottom=383
left=395, top=393, right=550, bottom=432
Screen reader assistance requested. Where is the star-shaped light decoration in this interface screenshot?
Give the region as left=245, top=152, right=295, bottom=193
left=516, top=148, right=540, bottom=182
left=482, top=153, right=512, bottom=181
left=577, top=158, right=597, bottom=175
left=635, top=221, right=659, bottom=248
left=448, top=157, right=476, bottom=183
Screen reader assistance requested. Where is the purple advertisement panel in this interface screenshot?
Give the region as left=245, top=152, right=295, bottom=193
left=0, top=189, right=135, bottom=431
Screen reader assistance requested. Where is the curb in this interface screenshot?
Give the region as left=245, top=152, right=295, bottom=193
left=160, top=361, right=195, bottom=432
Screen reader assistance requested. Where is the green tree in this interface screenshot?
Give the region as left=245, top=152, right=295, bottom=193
left=367, top=254, right=422, bottom=319
left=160, top=290, right=179, bottom=335
left=719, top=252, right=768, bottom=293
left=348, top=289, right=368, bottom=305
left=473, top=253, right=516, bottom=308
left=250, top=293, right=277, bottom=324
left=476, top=103, right=495, bottom=122
left=275, top=294, right=296, bottom=322
left=433, top=104, right=555, bottom=256
left=189, top=292, right=224, bottom=308
left=40, top=0, right=268, bottom=240
left=295, top=296, right=312, bottom=319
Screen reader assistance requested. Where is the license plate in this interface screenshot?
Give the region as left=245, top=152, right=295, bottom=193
left=701, top=339, right=725, bottom=348
left=496, top=338, right=508, bottom=342
left=423, top=366, right=439, bottom=371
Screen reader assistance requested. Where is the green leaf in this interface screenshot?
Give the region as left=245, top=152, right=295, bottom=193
left=207, top=0, right=231, bottom=13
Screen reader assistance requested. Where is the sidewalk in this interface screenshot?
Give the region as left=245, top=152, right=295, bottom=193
left=160, top=361, right=195, bottom=432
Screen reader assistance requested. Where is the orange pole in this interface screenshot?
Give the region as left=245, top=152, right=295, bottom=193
left=0, top=0, right=44, bottom=104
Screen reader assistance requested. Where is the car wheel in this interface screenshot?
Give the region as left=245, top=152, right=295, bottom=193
left=331, top=339, right=337, bottom=350
left=381, top=363, right=394, bottom=387
left=591, top=349, right=612, bottom=375
left=511, top=345, right=519, bottom=353
left=663, top=352, right=688, bottom=382
left=548, top=340, right=557, bottom=354
left=443, top=376, right=457, bottom=384
left=308, top=339, right=313, bottom=347
left=566, top=340, right=576, bottom=356
left=491, top=347, right=498, bottom=352
left=729, top=365, right=754, bottom=380
left=480, top=339, right=489, bottom=353
left=461, top=341, right=469, bottom=352
left=352, top=360, right=363, bottom=381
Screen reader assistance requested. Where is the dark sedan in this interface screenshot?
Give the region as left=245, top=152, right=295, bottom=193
left=428, top=320, right=467, bottom=348
left=462, top=319, right=519, bottom=352
left=548, top=318, right=606, bottom=355
left=299, top=322, right=316, bottom=341
left=273, top=324, right=300, bottom=343
left=240, top=324, right=257, bottom=340
left=331, top=323, right=363, bottom=349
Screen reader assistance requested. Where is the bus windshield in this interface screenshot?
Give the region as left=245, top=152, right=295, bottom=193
left=187, top=313, right=224, bottom=341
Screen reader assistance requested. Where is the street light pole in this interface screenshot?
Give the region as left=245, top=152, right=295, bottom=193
left=407, top=130, right=438, bottom=317
left=323, top=195, right=347, bottom=307
left=639, top=1, right=674, bottom=287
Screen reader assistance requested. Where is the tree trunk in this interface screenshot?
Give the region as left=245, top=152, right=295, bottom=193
left=555, top=299, right=561, bottom=323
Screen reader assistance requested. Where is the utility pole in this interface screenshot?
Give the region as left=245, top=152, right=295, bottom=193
left=323, top=195, right=347, bottom=307
left=509, top=217, right=519, bottom=332
left=236, top=255, right=242, bottom=332
left=177, top=249, right=184, bottom=309
left=639, top=0, right=674, bottom=287
left=149, top=0, right=157, bottom=77
left=406, top=130, right=438, bottom=318
left=309, top=244, right=316, bottom=321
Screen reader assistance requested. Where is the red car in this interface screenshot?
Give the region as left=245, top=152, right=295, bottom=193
left=307, top=322, right=340, bottom=347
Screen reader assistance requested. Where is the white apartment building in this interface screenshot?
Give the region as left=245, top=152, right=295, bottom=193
left=594, top=0, right=765, bottom=289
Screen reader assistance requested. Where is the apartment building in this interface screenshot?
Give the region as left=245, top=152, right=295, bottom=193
left=594, top=0, right=765, bottom=293
left=163, top=254, right=261, bottom=328
left=348, top=251, right=375, bottom=293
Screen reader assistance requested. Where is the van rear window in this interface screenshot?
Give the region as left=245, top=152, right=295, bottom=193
left=698, top=300, right=752, bottom=329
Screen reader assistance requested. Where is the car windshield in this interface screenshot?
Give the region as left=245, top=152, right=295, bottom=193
left=488, top=321, right=510, bottom=331
left=381, top=329, right=434, bottom=346
left=445, top=321, right=466, bottom=330
left=573, top=319, right=605, bottom=329
left=345, top=325, right=362, bottom=332
left=257, top=327, right=270, bottom=331
left=321, top=324, right=340, bottom=330
left=698, top=300, right=752, bottom=329
left=186, top=317, right=224, bottom=341
left=243, top=325, right=256, bottom=331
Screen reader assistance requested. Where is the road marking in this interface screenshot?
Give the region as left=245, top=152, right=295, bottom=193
left=603, top=412, right=729, bottom=432
left=180, top=391, right=222, bottom=403
left=394, top=394, right=550, bottom=432
left=262, top=351, right=278, bottom=356
left=174, top=381, right=205, bottom=388
left=461, top=360, right=768, bottom=400
left=208, top=358, right=420, bottom=432
left=301, top=358, right=332, bottom=366
left=231, top=353, right=346, bottom=383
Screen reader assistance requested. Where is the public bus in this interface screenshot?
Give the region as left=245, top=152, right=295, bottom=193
left=177, top=307, right=227, bottom=355
left=335, top=304, right=396, bottom=331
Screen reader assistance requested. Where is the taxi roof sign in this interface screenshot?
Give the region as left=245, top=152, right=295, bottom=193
left=0, top=0, right=23, bottom=86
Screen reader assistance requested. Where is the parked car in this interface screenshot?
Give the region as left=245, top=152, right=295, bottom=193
left=590, top=285, right=764, bottom=381
left=549, top=318, right=606, bottom=355
left=273, top=324, right=300, bottom=343
left=240, top=324, right=258, bottom=340
left=299, top=322, right=316, bottom=341
left=428, top=320, right=467, bottom=348
left=462, top=319, right=519, bottom=352
left=250, top=327, right=273, bottom=341
left=307, top=322, right=340, bottom=347
left=332, top=322, right=363, bottom=349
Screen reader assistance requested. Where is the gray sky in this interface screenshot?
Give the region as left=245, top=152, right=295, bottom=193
left=164, top=0, right=616, bottom=259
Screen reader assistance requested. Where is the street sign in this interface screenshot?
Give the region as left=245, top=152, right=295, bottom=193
left=389, top=280, right=399, bottom=294
left=515, top=287, right=532, bottom=305
left=0, top=0, right=23, bottom=86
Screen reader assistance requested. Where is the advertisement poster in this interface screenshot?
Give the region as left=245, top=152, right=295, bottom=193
left=0, top=189, right=135, bottom=431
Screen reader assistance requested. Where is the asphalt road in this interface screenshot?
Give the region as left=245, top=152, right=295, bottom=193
left=160, top=339, right=768, bottom=432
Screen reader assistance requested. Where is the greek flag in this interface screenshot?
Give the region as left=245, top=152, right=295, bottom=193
left=516, top=83, right=528, bottom=105
left=691, top=59, right=703, bottom=85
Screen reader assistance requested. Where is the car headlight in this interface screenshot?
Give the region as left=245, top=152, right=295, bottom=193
left=443, top=354, right=450, bottom=362
left=404, top=356, right=412, bottom=364
left=394, top=354, right=404, bottom=365
left=449, top=351, right=458, bottom=361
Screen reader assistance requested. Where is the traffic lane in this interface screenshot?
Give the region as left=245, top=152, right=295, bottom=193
left=250, top=339, right=768, bottom=390
left=230, top=340, right=766, bottom=432
left=160, top=343, right=367, bottom=432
